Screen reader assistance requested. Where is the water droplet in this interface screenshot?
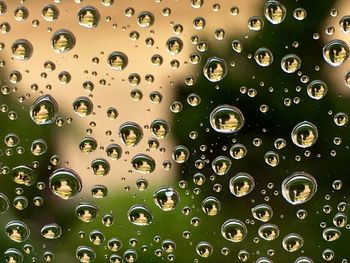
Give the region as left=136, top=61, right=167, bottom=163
left=91, top=158, right=110, bottom=176
left=128, top=204, right=153, bottom=226
left=153, top=186, right=179, bottom=211
left=307, top=80, right=327, bottom=100
left=340, top=16, right=350, bottom=33
left=274, top=138, right=286, bottom=149
left=0, top=193, right=9, bottom=213
left=73, top=97, right=93, bottom=117
left=31, top=139, right=47, bottom=156
left=212, top=156, right=231, bottom=175
left=131, top=154, right=155, bottom=173
left=162, top=239, right=176, bottom=253
left=76, top=246, right=96, bottom=263
left=230, top=143, right=247, bottom=159
left=203, top=57, right=227, bottom=82
left=5, top=220, right=30, bottom=242
left=106, top=143, right=122, bottom=160
left=282, top=233, right=304, bottom=252
left=11, top=39, right=32, bottom=60
left=293, top=8, right=307, bottom=20
left=137, top=11, right=154, bottom=27
left=221, top=219, right=247, bottom=242
left=202, top=196, right=221, bottom=216
left=108, top=237, right=122, bottom=252
left=42, top=4, right=59, bottom=21
left=91, top=185, right=108, bottom=198
left=78, top=6, right=100, bottom=28
left=151, top=119, right=170, bottom=139
left=0, top=1, right=7, bottom=15
left=196, top=241, right=213, bottom=257
left=264, top=0, right=286, bottom=24
left=333, top=213, right=347, bottom=228
left=251, top=204, right=273, bottom=222
left=41, top=223, right=62, bottom=239
left=232, top=40, right=243, bottom=53
left=281, top=54, right=301, bottom=73
left=258, top=224, right=279, bottom=241
left=264, top=151, right=279, bottom=167
left=255, top=47, right=274, bottom=67
left=229, top=172, right=255, bottom=197
left=76, top=203, right=99, bottom=222
left=323, top=40, right=349, bottom=66
left=282, top=171, right=317, bottom=205
left=13, top=196, right=28, bottom=210
left=256, top=258, right=273, bottom=263
left=4, top=248, right=23, bottom=263
left=291, top=121, right=318, bottom=148
left=166, top=37, right=183, bottom=55
left=172, top=145, right=190, bottom=163
left=79, top=137, right=97, bottom=153
left=12, top=165, right=37, bottom=186
left=238, top=250, right=249, bottom=261
left=51, top=29, right=76, bottom=53
left=49, top=168, right=82, bottom=200
left=191, top=0, right=204, bottom=8
left=248, top=16, right=264, bottom=31
left=119, top=122, right=143, bottom=147
left=30, top=95, right=58, bottom=125
left=123, top=249, right=138, bottom=263
left=334, top=112, right=348, bottom=126
left=210, top=105, right=245, bottom=133
left=323, top=227, right=341, bottom=241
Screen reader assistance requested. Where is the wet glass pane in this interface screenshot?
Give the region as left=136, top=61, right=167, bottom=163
left=0, top=0, right=350, bottom=262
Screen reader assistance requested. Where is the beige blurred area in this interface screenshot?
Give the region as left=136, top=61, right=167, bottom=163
left=0, top=0, right=263, bottom=194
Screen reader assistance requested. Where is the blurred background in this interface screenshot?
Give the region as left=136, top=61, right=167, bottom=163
left=0, top=0, right=350, bottom=262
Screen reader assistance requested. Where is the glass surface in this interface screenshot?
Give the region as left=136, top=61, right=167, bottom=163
left=0, top=0, right=350, bottom=262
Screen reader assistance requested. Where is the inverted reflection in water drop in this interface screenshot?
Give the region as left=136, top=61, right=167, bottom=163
left=210, top=105, right=245, bottom=133
left=282, top=171, right=317, bottom=205
left=5, top=220, right=30, bottom=242
left=153, top=186, right=180, bottom=211
left=131, top=154, right=156, bottom=173
left=282, top=233, right=304, bottom=252
left=49, top=168, right=82, bottom=200
left=128, top=204, right=153, bottom=226
left=264, top=0, right=286, bottom=25
left=221, top=219, right=247, bottom=242
left=203, top=57, right=227, bottom=82
left=229, top=172, right=255, bottom=197
left=291, top=121, right=318, bottom=148
left=30, top=95, right=58, bottom=125
left=51, top=29, right=76, bottom=53
left=78, top=6, right=100, bottom=28
left=323, top=40, right=349, bottom=67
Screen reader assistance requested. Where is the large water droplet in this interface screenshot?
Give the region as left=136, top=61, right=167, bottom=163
left=282, top=233, right=304, bottom=252
left=307, top=80, right=327, bottom=100
left=212, top=156, right=231, bottom=175
left=128, top=204, right=153, bottom=226
left=30, top=95, right=58, bottom=125
left=251, top=204, right=273, bottom=222
left=131, top=154, right=155, bottom=173
left=119, top=122, right=143, bottom=147
left=210, top=105, right=245, bottom=133
left=4, top=248, right=23, bottom=263
left=11, top=39, right=32, bottom=60
left=153, top=186, right=180, bottom=211
left=42, top=4, right=59, bottom=21
left=281, top=54, right=301, bottom=73
left=229, top=172, right=255, bottom=197
left=76, top=203, right=99, bottom=222
left=203, top=57, right=227, bottom=82
left=264, top=0, right=286, bottom=25
left=41, top=223, right=62, bottom=239
left=12, top=165, right=37, bottom=186
left=78, top=6, right=100, bottom=28
left=166, top=37, right=183, bottom=55
left=91, top=158, right=110, bottom=176
left=258, top=224, right=279, bottom=241
left=137, top=11, right=154, bottom=27
left=202, top=196, right=221, bottom=216
left=196, top=241, right=213, bottom=258
left=5, top=220, right=30, bottom=242
left=255, top=47, right=274, bottom=67
left=151, top=119, right=170, bottom=139
left=49, top=168, right=82, bottom=200
left=282, top=171, right=317, bottom=205
left=291, top=121, right=318, bottom=148
left=172, top=145, right=189, bottom=163
left=76, top=246, right=96, bottom=263
left=323, top=40, right=349, bottom=66
left=322, top=227, right=341, bottom=241
left=51, top=29, right=76, bottom=53
left=73, top=97, right=94, bottom=117
left=221, top=219, right=247, bottom=242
